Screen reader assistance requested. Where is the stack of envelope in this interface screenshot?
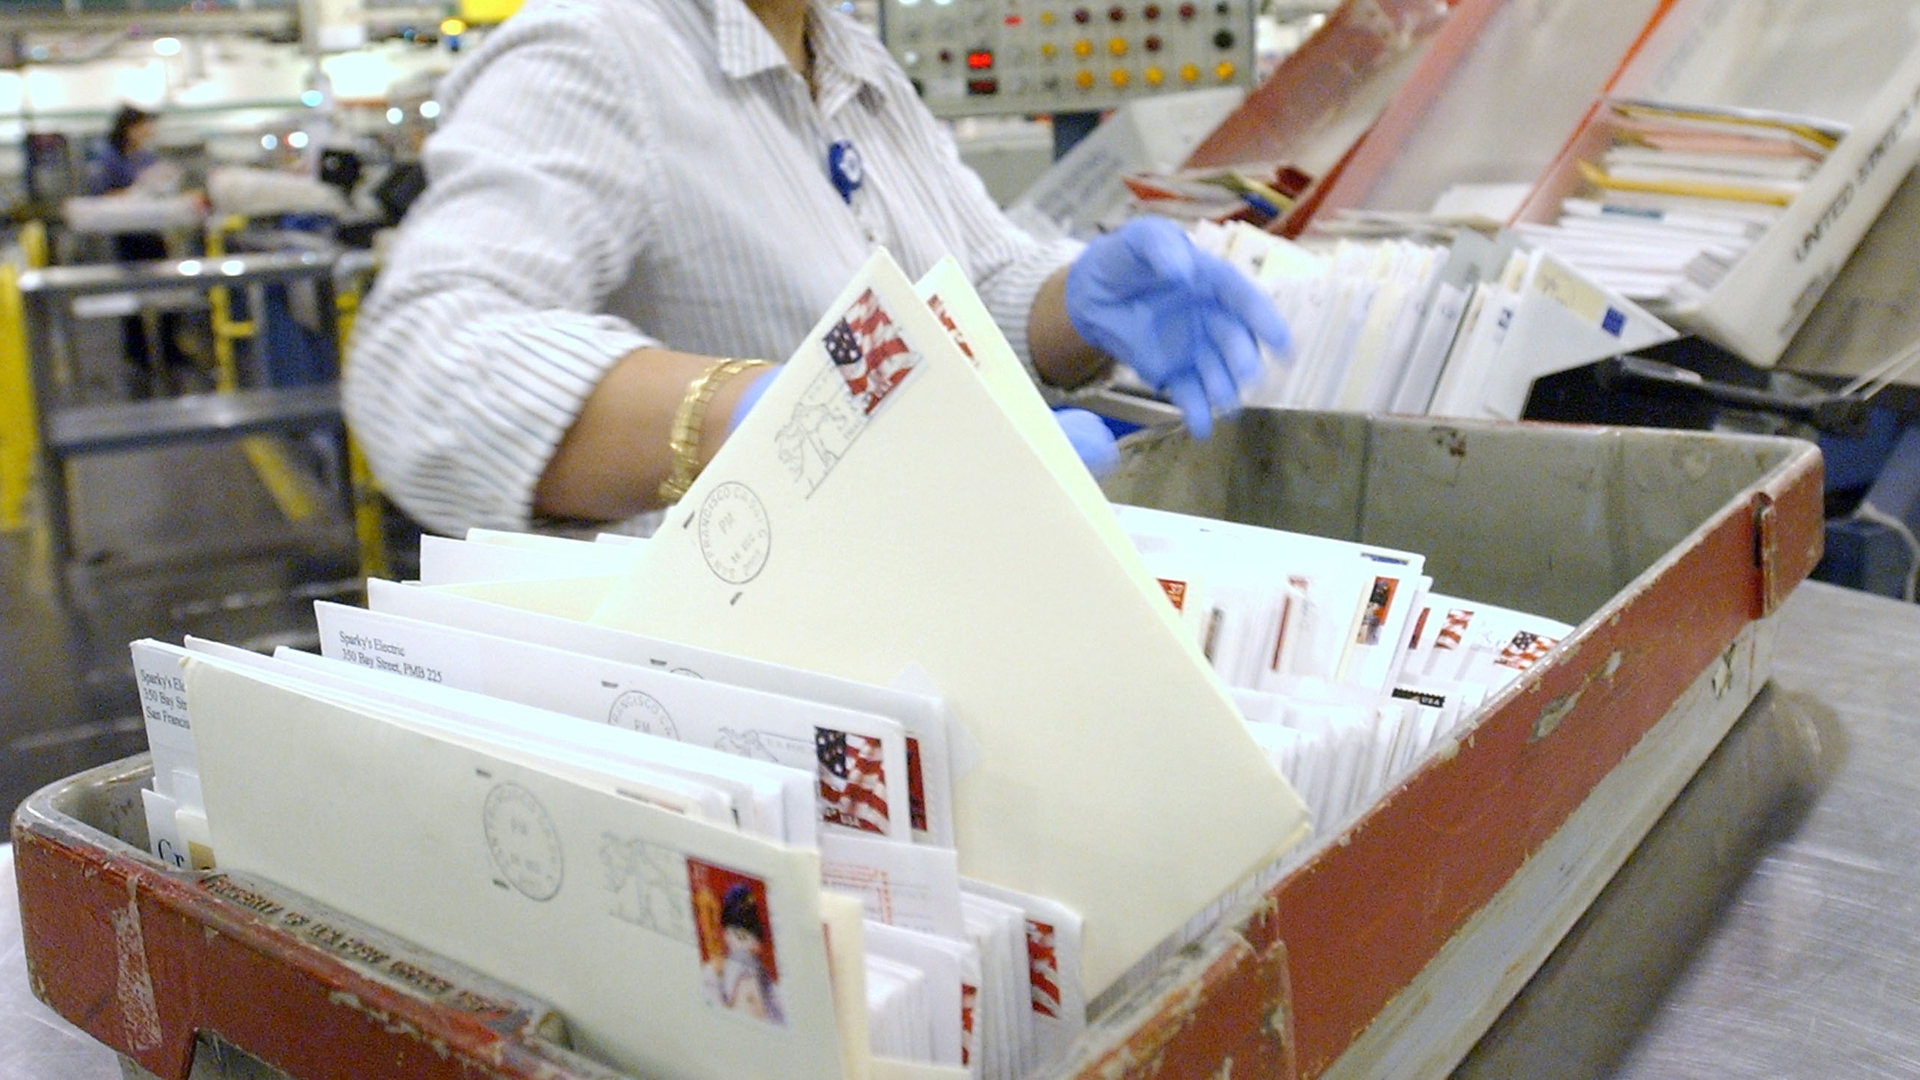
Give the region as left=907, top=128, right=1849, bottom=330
left=134, top=246, right=1583, bottom=1077
left=1187, top=218, right=1679, bottom=422
left=1520, top=97, right=1842, bottom=309
left=136, top=249, right=1313, bottom=1080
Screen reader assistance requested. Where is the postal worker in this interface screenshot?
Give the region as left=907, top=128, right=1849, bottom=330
left=344, top=0, right=1289, bottom=536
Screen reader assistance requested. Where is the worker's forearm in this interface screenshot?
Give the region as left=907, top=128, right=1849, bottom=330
left=531, top=347, right=761, bottom=521
left=1027, top=266, right=1113, bottom=390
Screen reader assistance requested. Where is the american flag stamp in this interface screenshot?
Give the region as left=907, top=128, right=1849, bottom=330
left=1435, top=608, right=1475, bottom=651
left=1495, top=630, right=1558, bottom=671
left=776, top=288, right=923, bottom=496
left=815, top=726, right=892, bottom=835
left=1026, top=918, right=1062, bottom=1019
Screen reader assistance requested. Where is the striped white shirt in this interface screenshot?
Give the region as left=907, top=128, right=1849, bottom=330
left=345, top=0, right=1082, bottom=535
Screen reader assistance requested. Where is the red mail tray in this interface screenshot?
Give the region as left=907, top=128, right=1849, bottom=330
left=13, top=411, right=1823, bottom=1079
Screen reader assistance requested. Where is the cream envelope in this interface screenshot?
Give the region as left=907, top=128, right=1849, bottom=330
left=312, top=601, right=915, bottom=842
left=182, top=657, right=849, bottom=1080
left=588, top=250, right=1307, bottom=998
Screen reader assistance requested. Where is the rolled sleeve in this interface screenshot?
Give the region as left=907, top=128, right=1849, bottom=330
left=344, top=0, right=661, bottom=534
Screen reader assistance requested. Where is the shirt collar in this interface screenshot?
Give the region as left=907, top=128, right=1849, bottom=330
left=707, top=0, right=888, bottom=109
left=808, top=2, right=889, bottom=113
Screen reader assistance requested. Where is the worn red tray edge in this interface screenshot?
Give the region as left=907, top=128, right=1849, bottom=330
left=1258, top=440, right=1824, bottom=1077
left=10, top=805, right=624, bottom=1080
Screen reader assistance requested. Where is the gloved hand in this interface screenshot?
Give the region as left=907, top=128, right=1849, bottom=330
left=728, top=365, right=779, bottom=432
left=1065, top=217, right=1291, bottom=439
left=1054, top=407, right=1120, bottom=478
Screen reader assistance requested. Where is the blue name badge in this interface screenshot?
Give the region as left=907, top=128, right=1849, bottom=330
left=828, top=140, right=863, bottom=204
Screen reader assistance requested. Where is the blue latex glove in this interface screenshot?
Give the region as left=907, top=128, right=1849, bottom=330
left=728, top=365, right=779, bottom=432
left=1054, top=407, right=1120, bottom=478
left=1065, top=217, right=1291, bottom=439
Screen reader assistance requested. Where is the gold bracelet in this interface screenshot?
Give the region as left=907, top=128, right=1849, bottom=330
left=657, top=357, right=770, bottom=504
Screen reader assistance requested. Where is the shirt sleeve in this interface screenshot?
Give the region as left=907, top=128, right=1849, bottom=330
left=344, top=0, right=662, bottom=535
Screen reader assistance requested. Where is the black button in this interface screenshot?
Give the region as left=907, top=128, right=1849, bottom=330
left=1213, top=29, right=1234, bottom=48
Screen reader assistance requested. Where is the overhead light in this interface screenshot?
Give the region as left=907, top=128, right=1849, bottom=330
left=300, top=89, right=324, bottom=107
left=153, top=37, right=182, bottom=57
left=287, top=130, right=310, bottom=150
left=386, top=107, right=404, bottom=124
left=419, top=100, right=441, bottom=120
left=261, top=134, right=278, bottom=150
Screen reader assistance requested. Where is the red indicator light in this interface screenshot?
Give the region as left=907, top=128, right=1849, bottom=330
left=966, top=50, right=994, bottom=69
left=1004, top=13, right=1022, bottom=24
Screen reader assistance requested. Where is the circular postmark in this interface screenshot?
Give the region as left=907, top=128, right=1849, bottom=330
left=607, top=689, right=678, bottom=739
left=482, top=783, right=564, bottom=902
left=697, top=481, right=771, bottom=585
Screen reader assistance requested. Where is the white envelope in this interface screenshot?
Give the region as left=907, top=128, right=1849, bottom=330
left=418, top=534, right=643, bottom=585
left=588, top=250, right=1306, bottom=997
left=864, top=921, right=972, bottom=1067
left=1475, top=247, right=1678, bottom=419
left=180, top=656, right=851, bottom=1080
left=312, top=601, right=915, bottom=842
left=364, top=578, right=957, bottom=847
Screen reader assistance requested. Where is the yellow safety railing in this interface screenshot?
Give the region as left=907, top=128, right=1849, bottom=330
left=205, top=214, right=324, bottom=525
left=208, top=215, right=389, bottom=578
left=334, top=272, right=390, bottom=580
left=1, top=220, right=48, bottom=533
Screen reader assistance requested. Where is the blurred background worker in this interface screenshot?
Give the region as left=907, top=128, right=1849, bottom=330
left=86, top=103, right=194, bottom=398
left=344, top=0, right=1289, bottom=537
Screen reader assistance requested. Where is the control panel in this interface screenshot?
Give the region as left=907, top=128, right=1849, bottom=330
left=879, top=0, right=1257, bottom=118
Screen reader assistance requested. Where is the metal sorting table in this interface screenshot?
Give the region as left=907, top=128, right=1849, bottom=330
left=15, top=253, right=349, bottom=575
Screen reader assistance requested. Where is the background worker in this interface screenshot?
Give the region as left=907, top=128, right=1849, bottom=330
left=345, top=0, right=1289, bottom=537
left=87, top=103, right=193, bottom=398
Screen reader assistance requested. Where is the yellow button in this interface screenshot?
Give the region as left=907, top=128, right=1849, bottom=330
left=1074, top=38, right=1093, bottom=57
left=1215, top=60, right=1235, bottom=81
left=1039, top=8, right=1056, bottom=23
left=1110, top=67, right=1130, bottom=87
left=1179, top=62, right=1199, bottom=82
left=1075, top=69, right=1095, bottom=89
left=1145, top=65, right=1165, bottom=85
left=1108, top=36, right=1127, bottom=55
left=1041, top=41, right=1058, bottom=58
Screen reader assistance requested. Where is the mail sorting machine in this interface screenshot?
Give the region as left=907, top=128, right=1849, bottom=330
left=9, top=406, right=1823, bottom=1080
left=15, top=251, right=355, bottom=590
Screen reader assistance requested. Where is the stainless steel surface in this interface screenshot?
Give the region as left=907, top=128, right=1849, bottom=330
left=18, top=253, right=336, bottom=300
left=1607, top=581, right=1920, bottom=1079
